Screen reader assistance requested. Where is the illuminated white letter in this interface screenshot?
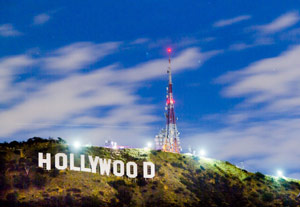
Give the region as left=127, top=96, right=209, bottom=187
left=143, top=162, right=155, bottom=178
left=126, top=162, right=137, bottom=178
left=70, top=153, right=80, bottom=171
left=89, top=156, right=99, bottom=173
left=113, top=160, right=124, bottom=177
left=38, top=152, right=51, bottom=170
left=55, top=153, right=67, bottom=170
left=81, top=154, right=91, bottom=172
left=99, top=158, right=111, bottom=176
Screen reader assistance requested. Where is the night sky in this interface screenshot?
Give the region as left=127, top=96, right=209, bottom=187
left=1, top=0, right=300, bottom=178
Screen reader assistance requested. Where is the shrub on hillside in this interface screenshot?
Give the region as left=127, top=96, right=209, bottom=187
left=290, top=181, right=300, bottom=189
left=137, top=177, right=147, bottom=187
left=151, top=151, right=157, bottom=155
left=180, top=177, right=191, bottom=186
left=0, top=154, right=6, bottom=173
left=0, top=175, right=10, bottom=190
left=250, top=191, right=259, bottom=198
left=282, top=182, right=291, bottom=190
left=262, top=192, right=274, bottom=202
left=283, top=196, right=298, bottom=207
left=255, top=172, right=265, bottom=179
left=108, top=180, right=126, bottom=189
left=33, top=173, right=46, bottom=188
left=158, top=171, right=165, bottom=177
left=67, top=188, right=81, bottom=193
left=13, top=175, right=30, bottom=189
left=35, top=167, right=45, bottom=174
left=155, top=164, right=161, bottom=172
left=171, top=162, right=184, bottom=169
left=243, top=176, right=252, bottom=182
left=50, top=168, right=59, bottom=177
left=175, top=187, right=184, bottom=194
left=57, top=137, right=67, bottom=144
left=6, top=192, right=18, bottom=206
left=81, top=195, right=107, bottom=207
left=65, top=193, right=74, bottom=206
left=116, top=186, right=133, bottom=206
left=225, top=161, right=234, bottom=166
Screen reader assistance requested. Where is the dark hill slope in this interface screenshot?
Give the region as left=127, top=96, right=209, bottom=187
left=0, top=138, right=299, bottom=207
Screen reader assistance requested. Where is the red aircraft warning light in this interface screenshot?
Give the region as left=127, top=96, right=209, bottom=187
left=167, top=48, right=172, bottom=53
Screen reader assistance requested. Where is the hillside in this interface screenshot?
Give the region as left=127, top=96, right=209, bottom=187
left=0, top=138, right=299, bottom=207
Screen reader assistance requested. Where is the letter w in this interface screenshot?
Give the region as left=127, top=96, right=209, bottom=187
left=99, top=159, right=111, bottom=176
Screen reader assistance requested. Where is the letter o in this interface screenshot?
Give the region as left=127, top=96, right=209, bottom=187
left=126, top=162, right=137, bottom=178
left=113, top=160, right=124, bottom=177
left=55, top=153, right=67, bottom=170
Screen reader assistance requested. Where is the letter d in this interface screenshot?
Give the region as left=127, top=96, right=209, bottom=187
left=143, top=162, right=155, bottom=178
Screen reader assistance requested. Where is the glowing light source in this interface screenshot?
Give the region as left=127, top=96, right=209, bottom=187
left=144, top=142, right=152, bottom=151
left=111, top=141, right=117, bottom=150
left=167, top=98, right=175, bottom=105
left=199, top=149, right=206, bottom=157
left=167, top=48, right=172, bottom=53
left=73, top=141, right=81, bottom=149
left=277, top=170, right=283, bottom=177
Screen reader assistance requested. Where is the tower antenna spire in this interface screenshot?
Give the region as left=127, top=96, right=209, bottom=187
left=168, top=48, right=172, bottom=84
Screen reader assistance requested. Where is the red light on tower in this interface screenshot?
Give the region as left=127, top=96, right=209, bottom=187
left=167, top=48, right=172, bottom=53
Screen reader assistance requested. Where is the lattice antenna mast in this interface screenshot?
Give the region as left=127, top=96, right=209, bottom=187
left=162, top=48, right=181, bottom=153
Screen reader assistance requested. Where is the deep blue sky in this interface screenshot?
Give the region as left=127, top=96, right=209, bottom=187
left=1, top=0, right=300, bottom=178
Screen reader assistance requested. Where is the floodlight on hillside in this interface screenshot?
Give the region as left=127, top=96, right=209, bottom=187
left=143, top=142, right=152, bottom=151
left=199, top=149, right=206, bottom=157
left=277, top=170, right=284, bottom=177
left=73, top=141, right=81, bottom=149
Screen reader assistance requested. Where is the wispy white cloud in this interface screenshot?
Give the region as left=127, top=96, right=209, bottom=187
left=33, top=13, right=51, bottom=25
left=219, top=45, right=300, bottom=114
left=229, top=37, right=273, bottom=51
left=129, top=38, right=149, bottom=45
left=254, top=11, right=300, bottom=34
left=0, top=55, right=35, bottom=105
left=213, top=15, right=251, bottom=27
left=0, top=24, right=22, bottom=37
left=280, top=27, right=300, bottom=42
left=43, top=42, right=120, bottom=73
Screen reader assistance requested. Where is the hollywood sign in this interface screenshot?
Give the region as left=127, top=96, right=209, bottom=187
left=38, top=153, right=155, bottom=178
